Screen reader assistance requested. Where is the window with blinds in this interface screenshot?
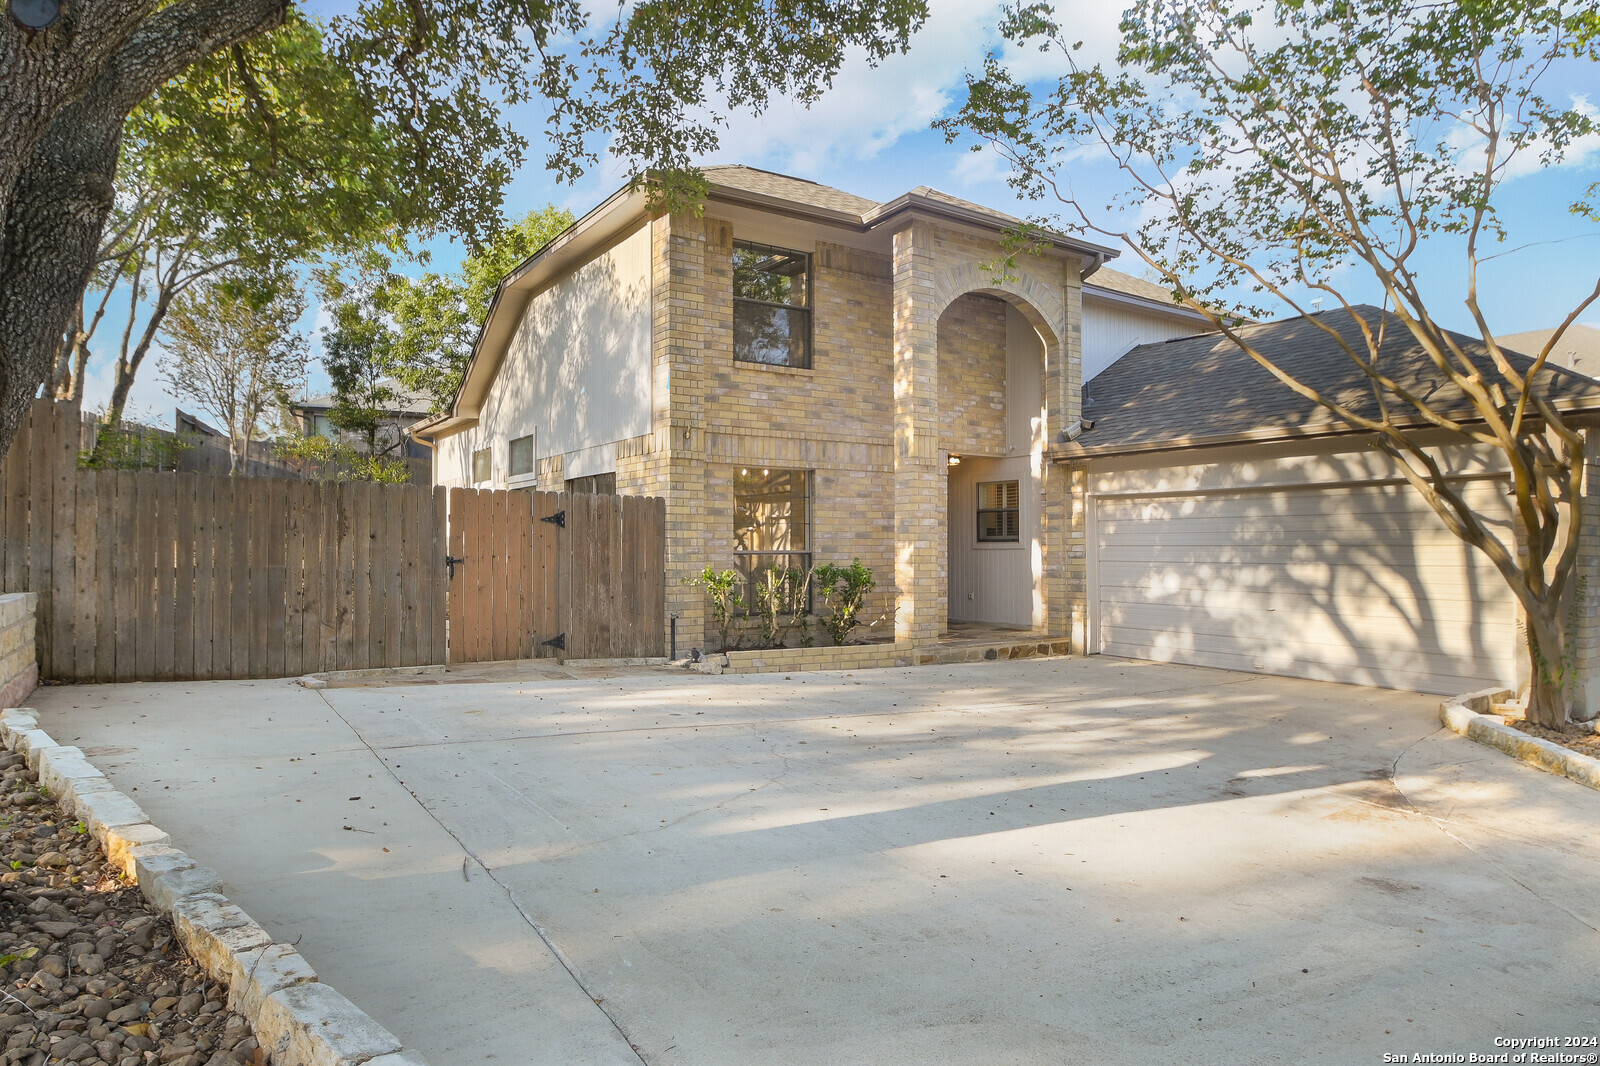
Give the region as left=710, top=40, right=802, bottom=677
left=508, top=434, right=534, bottom=477
left=977, top=479, right=1021, bottom=542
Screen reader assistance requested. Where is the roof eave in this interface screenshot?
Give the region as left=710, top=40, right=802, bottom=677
left=1082, top=284, right=1215, bottom=325
left=409, top=413, right=477, bottom=441
left=1052, top=403, right=1600, bottom=462
left=703, top=184, right=870, bottom=231
left=862, top=191, right=1119, bottom=266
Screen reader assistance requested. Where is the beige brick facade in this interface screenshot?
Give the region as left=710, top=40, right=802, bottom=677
left=937, top=293, right=1008, bottom=456
left=0, top=593, right=37, bottom=709
left=454, top=185, right=1098, bottom=657
left=609, top=210, right=1090, bottom=654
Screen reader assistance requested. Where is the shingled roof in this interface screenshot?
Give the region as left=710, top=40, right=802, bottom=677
left=1066, top=305, right=1600, bottom=458
left=700, top=165, right=881, bottom=217
left=698, top=164, right=1119, bottom=264
left=1083, top=268, right=1187, bottom=307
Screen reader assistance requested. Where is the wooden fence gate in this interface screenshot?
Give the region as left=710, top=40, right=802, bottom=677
left=0, top=399, right=666, bottom=680
left=445, top=488, right=665, bottom=663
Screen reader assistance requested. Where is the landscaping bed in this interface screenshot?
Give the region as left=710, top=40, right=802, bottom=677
left=0, top=750, right=261, bottom=1066
left=1508, top=719, right=1600, bottom=760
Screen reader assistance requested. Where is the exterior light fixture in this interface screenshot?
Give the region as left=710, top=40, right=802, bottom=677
left=8, top=0, right=62, bottom=30
left=947, top=454, right=962, bottom=467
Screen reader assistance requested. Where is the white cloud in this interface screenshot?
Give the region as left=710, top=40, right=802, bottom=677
left=692, top=0, right=1007, bottom=173
left=950, top=141, right=1013, bottom=186
left=1449, top=96, right=1600, bottom=182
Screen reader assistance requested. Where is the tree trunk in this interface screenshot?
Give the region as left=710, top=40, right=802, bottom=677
left=0, top=0, right=289, bottom=464
left=1523, top=613, right=1571, bottom=730
left=0, top=97, right=120, bottom=462
left=69, top=338, right=91, bottom=403
left=0, top=3, right=161, bottom=261
left=97, top=283, right=177, bottom=445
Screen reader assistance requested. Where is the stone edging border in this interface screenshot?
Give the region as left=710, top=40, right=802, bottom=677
left=0, top=707, right=430, bottom=1066
left=1439, top=687, right=1600, bottom=792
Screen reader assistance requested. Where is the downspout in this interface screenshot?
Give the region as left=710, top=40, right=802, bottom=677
left=407, top=425, right=437, bottom=483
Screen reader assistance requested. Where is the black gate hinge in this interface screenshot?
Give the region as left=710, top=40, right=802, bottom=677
left=540, top=510, right=565, bottom=527
left=540, top=633, right=566, bottom=651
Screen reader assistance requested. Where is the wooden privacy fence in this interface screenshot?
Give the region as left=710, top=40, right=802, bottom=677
left=7, top=463, right=449, bottom=682
left=0, top=399, right=666, bottom=681
left=446, top=488, right=667, bottom=664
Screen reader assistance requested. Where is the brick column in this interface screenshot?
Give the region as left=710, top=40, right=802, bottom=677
left=1040, top=260, right=1085, bottom=642
left=892, top=221, right=945, bottom=650
left=1060, top=268, right=1084, bottom=434
left=1573, top=429, right=1600, bottom=721
left=648, top=213, right=724, bottom=652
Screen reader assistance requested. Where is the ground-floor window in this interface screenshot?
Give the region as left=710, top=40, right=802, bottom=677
left=471, top=447, right=492, bottom=484
left=565, top=472, right=616, bottom=495
left=978, top=479, right=1020, bottom=542
left=508, top=434, right=534, bottom=477
left=734, top=467, right=811, bottom=607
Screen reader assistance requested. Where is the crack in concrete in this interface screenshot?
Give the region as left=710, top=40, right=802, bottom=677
left=314, top=689, right=654, bottom=1066
left=1391, top=726, right=1600, bottom=937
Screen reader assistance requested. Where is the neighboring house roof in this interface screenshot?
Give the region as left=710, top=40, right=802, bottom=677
left=1063, top=305, right=1600, bottom=458
left=1501, top=324, right=1600, bottom=377
left=294, top=378, right=434, bottom=418
left=174, top=409, right=223, bottom=437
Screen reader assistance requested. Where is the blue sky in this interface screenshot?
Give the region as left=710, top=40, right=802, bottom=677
left=84, top=0, right=1600, bottom=427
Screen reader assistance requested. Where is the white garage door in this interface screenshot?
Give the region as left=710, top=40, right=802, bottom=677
left=1093, top=478, right=1519, bottom=694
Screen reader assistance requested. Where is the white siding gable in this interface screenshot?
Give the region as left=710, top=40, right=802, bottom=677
left=441, top=223, right=653, bottom=488
left=1081, top=294, right=1208, bottom=384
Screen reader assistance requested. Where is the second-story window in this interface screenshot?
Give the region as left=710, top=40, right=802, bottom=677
left=733, top=241, right=812, bottom=369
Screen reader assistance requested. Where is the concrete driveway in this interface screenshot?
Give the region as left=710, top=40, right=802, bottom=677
left=28, top=657, right=1600, bottom=1065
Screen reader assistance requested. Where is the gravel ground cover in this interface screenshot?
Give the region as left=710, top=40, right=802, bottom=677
left=0, top=749, right=262, bottom=1066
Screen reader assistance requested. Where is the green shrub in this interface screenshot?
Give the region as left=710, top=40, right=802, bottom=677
left=78, top=424, right=194, bottom=471
left=691, top=566, right=742, bottom=653
left=753, top=564, right=812, bottom=649
left=814, top=559, right=875, bottom=646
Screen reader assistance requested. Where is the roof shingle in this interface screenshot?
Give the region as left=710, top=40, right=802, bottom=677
left=1072, top=305, right=1600, bottom=456
left=701, top=165, right=880, bottom=217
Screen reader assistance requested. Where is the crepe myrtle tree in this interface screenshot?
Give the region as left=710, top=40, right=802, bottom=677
left=940, top=0, right=1600, bottom=728
left=0, top=0, right=929, bottom=466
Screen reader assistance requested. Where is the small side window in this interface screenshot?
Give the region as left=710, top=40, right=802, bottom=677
left=977, top=480, right=1020, bottom=542
left=509, top=435, right=534, bottom=477
left=471, top=447, right=492, bottom=484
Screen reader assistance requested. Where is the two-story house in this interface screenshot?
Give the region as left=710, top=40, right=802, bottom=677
left=411, top=165, right=1209, bottom=660
left=411, top=164, right=1600, bottom=710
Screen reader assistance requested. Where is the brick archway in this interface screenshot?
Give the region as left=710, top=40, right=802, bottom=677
left=891, top=220, right=1083, bottom=650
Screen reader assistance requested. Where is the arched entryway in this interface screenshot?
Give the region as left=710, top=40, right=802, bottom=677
left=890, top=219, right=1080, bottom=652
left=938, top=293, right=1048, bottom=632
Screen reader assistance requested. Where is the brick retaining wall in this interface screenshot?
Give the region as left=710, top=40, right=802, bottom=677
left=0, top=593, right=37, bottom=707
